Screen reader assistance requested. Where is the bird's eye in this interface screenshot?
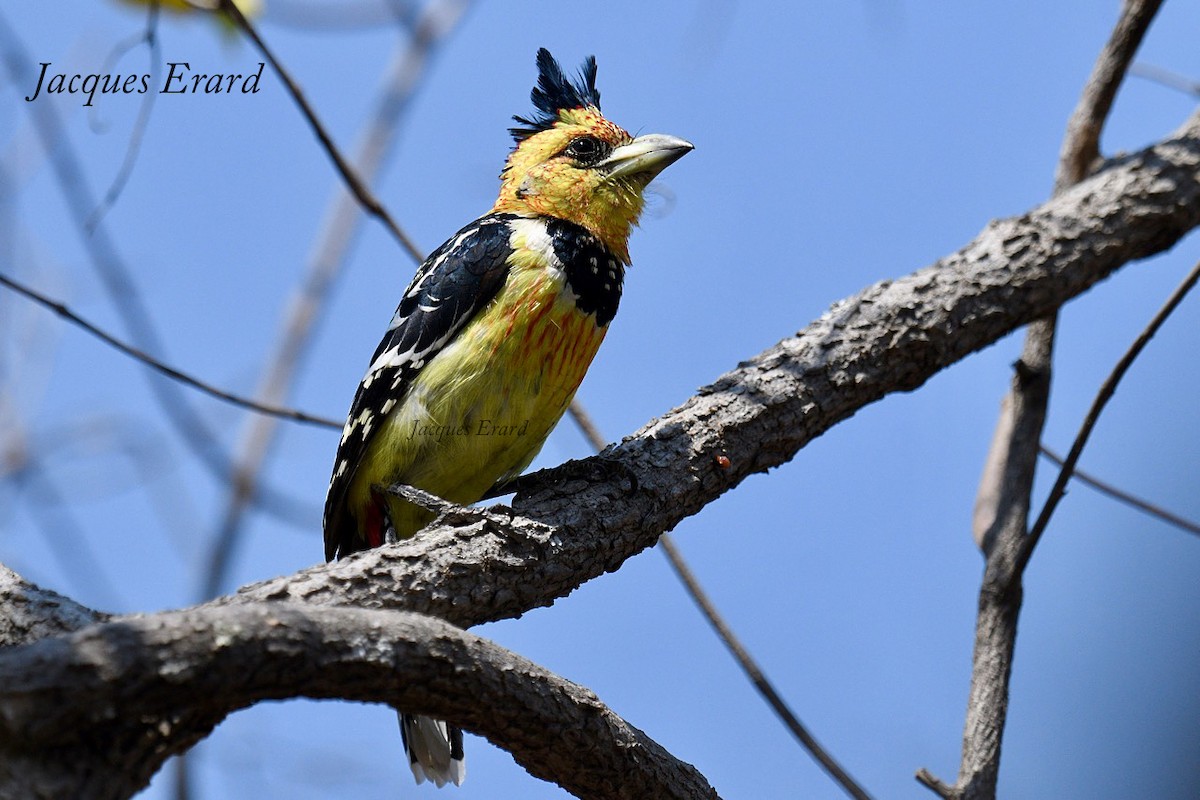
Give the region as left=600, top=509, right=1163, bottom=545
left=564, top=136, right=609, bottom=165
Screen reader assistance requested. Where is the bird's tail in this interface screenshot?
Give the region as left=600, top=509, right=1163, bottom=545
left=399, top=713, right=466, bottom=787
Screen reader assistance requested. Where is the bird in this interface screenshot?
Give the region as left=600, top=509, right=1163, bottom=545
left=323, top=47, right=692, bottom=788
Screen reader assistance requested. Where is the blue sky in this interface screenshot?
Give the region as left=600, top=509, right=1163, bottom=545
left=2, top=1, right=1198, bottom=798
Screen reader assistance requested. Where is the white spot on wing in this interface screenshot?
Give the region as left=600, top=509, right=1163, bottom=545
left=366, top=345, right=411, bottom=377
left=390, top=219, right=499, bottom=330
left=355, top=408, right=376, bottom=438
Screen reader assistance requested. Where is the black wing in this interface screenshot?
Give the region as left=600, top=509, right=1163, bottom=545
left=323, top=213, right=517, bottom=560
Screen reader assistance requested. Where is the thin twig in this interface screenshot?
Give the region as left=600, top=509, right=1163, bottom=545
left=658, top=533, right=873, bottom=800
left=1020, top=257, right=1200, bottom=569
left=565, top=399, right=609, bottom=453
left=0, top=10, right=319, bottom=526
left=1038, top=445, right=1200, bottom=537
left=0, top=272, right=341, bottom=429
left=566, top=401, right=875, bottom=800
left=216, top=0, right=426, bottom=265
left=85, top=2, right=161, bottom=232
left=1130, top=62, right=1200, bottom=97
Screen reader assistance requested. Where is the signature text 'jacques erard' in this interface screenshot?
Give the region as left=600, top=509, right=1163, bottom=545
left=25, top=62, right=265, bottom=106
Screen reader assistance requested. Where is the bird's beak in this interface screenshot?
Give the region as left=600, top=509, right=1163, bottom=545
left=599, top=133, right=693, bottom=182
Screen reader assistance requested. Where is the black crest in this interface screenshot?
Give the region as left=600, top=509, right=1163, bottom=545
left=510, top=48, right=601, bottom=142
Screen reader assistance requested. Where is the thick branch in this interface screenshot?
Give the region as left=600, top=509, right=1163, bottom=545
left=227, top=112, right=1200, bottom=628
left=0, top=602, right=718, bottom=800
left=0, top=564, right=106, bottom=646
left=971, top=323, right=1055, bottom=555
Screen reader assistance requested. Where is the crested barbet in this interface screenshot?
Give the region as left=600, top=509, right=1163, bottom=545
left=323, top=48, right=692, bottom=788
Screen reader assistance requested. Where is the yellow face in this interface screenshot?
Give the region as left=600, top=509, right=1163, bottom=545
left=494, top=107, right=645, bottom=262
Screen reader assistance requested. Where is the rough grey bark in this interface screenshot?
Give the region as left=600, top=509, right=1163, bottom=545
left=0, top=564, right=107, bottom=645
left=927, top=4, right=1166, bottom=798
left=0, top=602, right=718, bottom=800
left=226, top=110, right=1200, bottom=628
left=2, top=109, right=1198, bottom=800
left=941, top=320, right=1053, bottom=800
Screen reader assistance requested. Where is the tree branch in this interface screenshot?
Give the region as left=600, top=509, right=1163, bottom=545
left=216, top=0, right=427, bottom=264
left=225, top=111, right=1200, bottom=629
left=2, top=104, right=1196, bottom=800
left=931, top=3, right=1164, bottom=798
left=568, top=403, right=875, bottom=799
left=1131, top=62, right=1200, bottom=97
left=1037, top=445, right=1200, bottom=537
left=0, top=563, right=105, bottom=647
left=1054, top=0, right=1163, bottom=194
left=0, top=600, right=719, bottom=800
left=0, top=271, right=340, bottom=429
left=1021, top=256, right=1200, bottom=569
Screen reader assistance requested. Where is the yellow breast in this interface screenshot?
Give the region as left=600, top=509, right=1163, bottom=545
left=351, top=217, right=610, bottom=540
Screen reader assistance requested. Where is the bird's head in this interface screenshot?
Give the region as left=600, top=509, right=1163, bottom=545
left=494, top=49, right=692, bottom=264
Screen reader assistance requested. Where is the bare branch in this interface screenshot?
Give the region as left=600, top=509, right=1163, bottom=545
left=9, top=460, right=125, bottom=609
left=970, top=321, right=1055, bottom=556
left=222, top=114, right=1200, bottom=628
left=0, top=11, right=319, bottom=527
left=85, top=2, right=161, bottom=231
left=1054, top=0, right=1163, bottom=193
left=1, top=65, right=1195, bottom=800
left=935, top=318, right=1052, bottom=800
left=1130, top=63, right=1200, bottom=98
left=0, top=600, right=721, bottom=800
left=567, top=399, right=610, bottom=452
left=1037, top=445, right=1200, bottom=537
left=0, top=107, right=1196, bottom=796
left=568, top=402, right=875, bottom=800
left=0, top=271, right=341, bottom=429
left=936, top=3, right=1164, bottom=798
left=974, top=0, right=1165, bottom=554
left=216, top=0, right=426, bottom=264
left=1021, top=257, right=1200, bottom=569
left=0, top=562, right=105, bottom=646
left=658, top=533, right=874, bottom=800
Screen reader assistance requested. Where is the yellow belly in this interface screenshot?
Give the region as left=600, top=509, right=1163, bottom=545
left=348, top=263, right=607, bottom=540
